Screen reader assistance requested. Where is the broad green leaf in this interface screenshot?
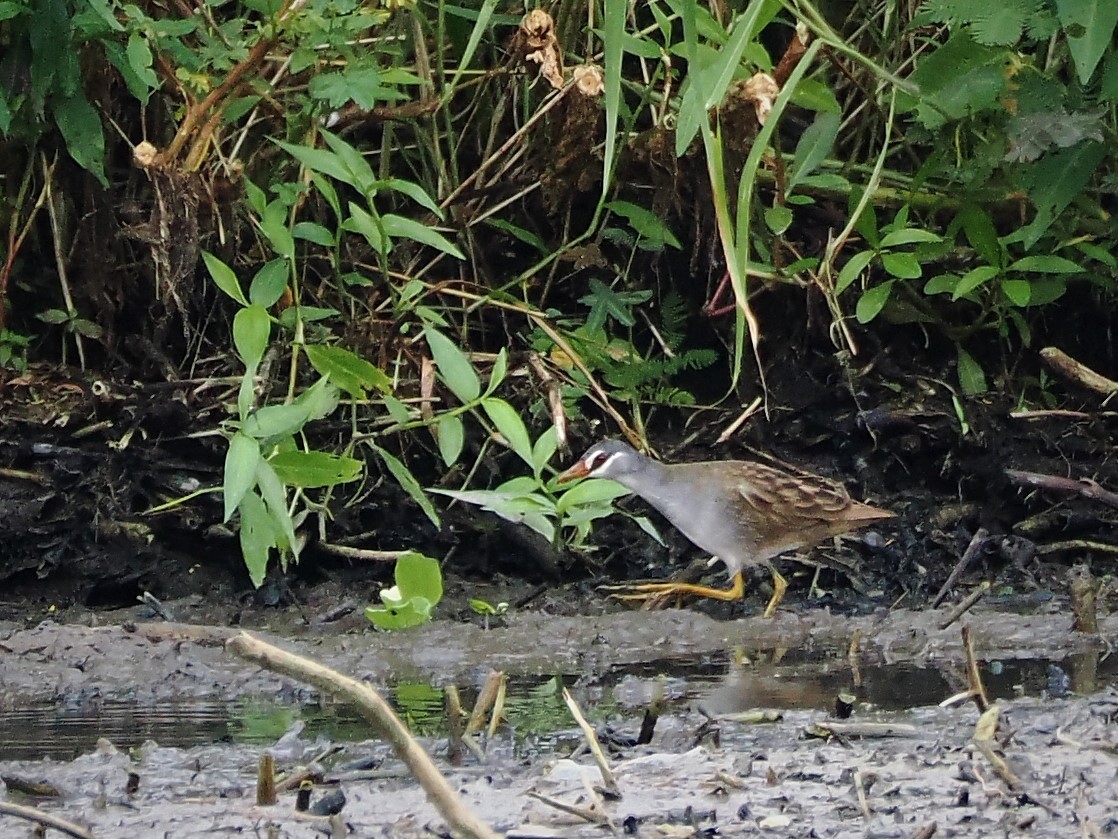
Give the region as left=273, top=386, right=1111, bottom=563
left=223, top=432, right=260, bottom=522
left=836, top=250, right=876, bottom=295
left=855, top=282, right=894, bottom=323
left=269, top=450, right=363, bottom=488
left=764, top=205, right=793, bottom=235
left=393, top=551, right=443, bottom=604
left=1055, top=0, right=1118, bottom=85
left=435, top=414, right=465, bottom=467
left=238, top=491, right=275, bottom=588
left=203, top=252, right=248, bottom=306
left=556, top=478, right=630, bottom=514
left=924, top=274, right=959, bottom=295
left=233, top=305, right=271, bottom=369
left=381, top=214, right=464, bottom=260
left=249, top=259, right=288, bottom=307
left=256, top=458, right=296, bottom=557
left=880, top=252, right=922, bottom=279
left=1007, top=255, right=1083, bottom=274
left=374, top=445, right=440, bottom=528
left=243, top=402, right=312, bottom=440
left=957, top=205, right=1001, bottom=266
left=482, top=398, right=533, bottom=465
left=304, top=344, right=392, bottom=397
left=952, top=265, right=1001, bottom=299
left=956, top=345, right=987, bottom=395
left=381, top=178, right=444, bottom=219
left=258, top=200, right=294, bottom=260
left=124, top=33, right=158, bottom=103
left=292, top=221, right=335, bottom=246
left=365, top=600, right=432, bottom=630
left=321, top=129, right=377, bottom=193
left=53, top=93, right=107, bottom=187
left=425, top=327, right=480, bottom=403
left=1001, top=279, right=1031, bottom=306
left=879, top=228, right=942, bottom=248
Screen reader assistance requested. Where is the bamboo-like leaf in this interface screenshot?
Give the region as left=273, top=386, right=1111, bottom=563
left=425, top=327, right=480, bottom=403
left=223, top=432, right=260, bottom=522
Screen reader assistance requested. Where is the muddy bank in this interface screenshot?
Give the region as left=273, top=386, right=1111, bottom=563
left=1, top=685, right=1114, bottom=837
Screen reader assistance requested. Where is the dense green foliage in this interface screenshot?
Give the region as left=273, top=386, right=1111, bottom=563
left=1, top=0, right=1115, bottom=587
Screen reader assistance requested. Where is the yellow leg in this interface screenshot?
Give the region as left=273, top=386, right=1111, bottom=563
left=762, top=569, right=788, bottom=618
left=602, top=572, right=745, bottom=603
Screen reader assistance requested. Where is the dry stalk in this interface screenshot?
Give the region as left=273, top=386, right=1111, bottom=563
left=938, top=581, right=991, bottom=630
left=226, top=632, right=500, bottom=839
left=561, top=687, right=620, bottom=797
left=0, top=802, right=97, bottom=839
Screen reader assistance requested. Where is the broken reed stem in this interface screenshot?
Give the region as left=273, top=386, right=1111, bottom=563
left=488, top=674, right=507, bottom=741
left=561, top=687, right=620, bottom=796
left=853, top=769, right=872, bottom=819
left=847, top=628, right=863, bottom=689
left=256, top=752, right=277, bottom=806
left=465, top=670, right=504, bottom=738
left=0, top=802, right=98, bottom=839
left=226, top=632, right=500, bottom=839
left=938, top=581, right=991, bottom=630
left=960, top=625, right=990, bottom=712
left=525, top=791, right=610, bottom=825
left=932, top=528, right=988, bottom=608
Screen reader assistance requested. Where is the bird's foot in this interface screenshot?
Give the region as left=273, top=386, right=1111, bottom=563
left=599, top=572, right=746, bottom=608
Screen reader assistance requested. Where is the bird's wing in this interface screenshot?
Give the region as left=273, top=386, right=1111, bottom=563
left=732, top=461, right=853, bottom=527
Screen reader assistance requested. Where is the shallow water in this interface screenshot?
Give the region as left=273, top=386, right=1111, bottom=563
left=1, top=648, right=1108, bottom=761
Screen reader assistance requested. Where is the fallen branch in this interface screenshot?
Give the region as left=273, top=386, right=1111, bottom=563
left=1006, top=469, right=1118, bottom=510
left=226, top=632, right=500, bottom=839
left=1039, top=347, right=1118, bottom=396
left=0, top=802, right=97, bottom=839
left=932, top=529, right=988, bottom=608
left=938, top=581, right=991, bottom=630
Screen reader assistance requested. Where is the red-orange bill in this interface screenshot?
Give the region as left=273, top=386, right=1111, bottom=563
left=555, top=461, right=590, bottom=484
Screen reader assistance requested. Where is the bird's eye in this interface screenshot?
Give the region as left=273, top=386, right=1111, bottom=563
left=589, top=453, right=609, bottom=471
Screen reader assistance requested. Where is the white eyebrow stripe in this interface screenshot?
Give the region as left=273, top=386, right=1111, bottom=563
left=589, top=451, right=625, bottom=474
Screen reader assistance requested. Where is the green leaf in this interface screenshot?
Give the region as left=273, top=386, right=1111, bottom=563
left=879, top=228, right=942, bottom=248
left=365, top=552, right=443, bottom=630
left=243, top=402, right=313, bottom=441
left=435, top=414, right=465, bottom=467
left=292, top=221, right=335, bottom=247
left=924, top=274, right=959, bottom=295
left=256, top=458, right=297, bottom=557
left=956, top=205, right=1002, bottom=266
left=249, top=259, right=288, bottom=307
left=855, top=282, right=894, bottom=323
left=393, top=551, right=443, bottom=604
left=1001, top=279, right=1031, bottom=306
left=578, top=278, right=652, bottom=331
left=53, top=93, right=107, bottom=187
left=233, top=305, right=271, bottom=369
left=531, top=425, right=560, bottom=477
left=1007, top=255, right=1083, bottom=274
left=124, top=33, right=158, bottom=103
left=956, top=345, right=987, bottom=395
left=952, top=265, right=1001, bottom=299
left=203, top=252, right=248, bottom=306
left=880, top=252, right=922, bottom=280
left=482, top=398, right=533, bottom=466
left=273, top=137, right=359, bottom=190
left=556, top=478, right=629, bottom=514
left=303, top=344, right=392, bottom=398
left=764, top=205, right=794, bottom=235
left=223, top=432, right=260, bottom=522
left=383, top=394, right=412, bottom=425
left=425, top=327, right=480, bottom=403
left=269, top=450, right=363, bottom=488
left=238, top=491, right=275, bottom=588
left=486, top=347, right=508, bottom=394
left=787, top=111, right=840, bottom=192
left=373, top=445, right=441, bottom=528
left=836, top=250, right=876, bottom=295
left=381, top=214, right=464, bottom=260
left=606, top=200, right=682, bottom=249
left=1055, top=0, right=1118, bottom=85
left=344, top=201, right=388, bottom=255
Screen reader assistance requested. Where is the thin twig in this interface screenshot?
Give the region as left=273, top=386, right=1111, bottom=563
left=932, top=528, right=988, bottom=608
left=938, top=581, right=991, bottom=630
left=562, top=688, right=620, bottom=796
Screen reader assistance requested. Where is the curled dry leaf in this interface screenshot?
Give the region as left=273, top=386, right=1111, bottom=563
left=572, top=64, right=604, bottom=97
left=741, top=72, right=780, bottom=125
left=519, top=9, right=564, bottom=90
